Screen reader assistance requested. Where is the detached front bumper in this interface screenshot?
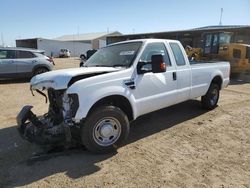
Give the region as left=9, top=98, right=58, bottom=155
left=16, top=105, right=67, bottom=146
left=16, top=105, right=33, bottom=133
left=17, top=105, right=38, bottom=139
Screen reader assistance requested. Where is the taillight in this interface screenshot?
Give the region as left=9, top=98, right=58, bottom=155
left=46, top=56, right=55, bottom=65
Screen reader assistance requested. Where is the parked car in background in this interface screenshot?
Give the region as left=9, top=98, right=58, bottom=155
left=86, top=49, right=97, bottom=59
left=80, top=53, right=86, bottom=60
left=0, top=47, right=54, bottom=78
left=79, top=49, right=97, bottom=67
left=59, top=49, right=71, bottom=58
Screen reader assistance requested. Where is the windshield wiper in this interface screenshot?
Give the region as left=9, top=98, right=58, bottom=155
left=112, top=64, right=127, bottom=67
left=95, top=65, right=109, bottom=67
left=87, top=64, right=127, bottom=68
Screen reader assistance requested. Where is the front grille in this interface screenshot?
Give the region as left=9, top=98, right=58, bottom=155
left=69, top=94, right=79, bottom=117
left=47, top=89, right=64, bottom=124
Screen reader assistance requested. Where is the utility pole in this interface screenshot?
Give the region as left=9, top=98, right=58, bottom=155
left=73, top=33, right=75, bottom=57
left=77, top=25, right=79, bottom=39
left=1, top=32, right=4, bottom=47
left=77, top=25, right=79, bottom=56
left=219, top=8, right=223, bottom=25
left=132, top=28, right=135, bottom=34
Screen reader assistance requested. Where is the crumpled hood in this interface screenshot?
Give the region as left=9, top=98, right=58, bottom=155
left=30, top=67, right=118, bottom=90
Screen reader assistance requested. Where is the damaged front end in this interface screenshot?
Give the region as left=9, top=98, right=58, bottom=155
left=16, top=67, right=118, bottom=149
left=17, top=88, right=79, bottom=148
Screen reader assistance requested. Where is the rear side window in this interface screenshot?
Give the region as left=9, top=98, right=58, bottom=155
left=170, top=43, right=186, bottom=66
left=0, top=50, right=16, bottom=59
left=17, top=51, right=35, bottom=59
left=34, top=52, right=45, bottom=58
left=0, top=50, right=7, bottom=59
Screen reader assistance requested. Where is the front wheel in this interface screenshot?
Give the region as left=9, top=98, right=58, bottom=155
left=201, top=83, right=220, bottom=110
left=81, top=106, right=130, bottom=153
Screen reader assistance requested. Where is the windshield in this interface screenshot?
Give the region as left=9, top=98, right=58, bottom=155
left=219, top=33, right=231, bottom=44
left=84, top=42, right=142, bottom=67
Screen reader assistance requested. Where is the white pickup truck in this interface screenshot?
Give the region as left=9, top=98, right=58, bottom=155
left=17, top=39, right=230, bottom=153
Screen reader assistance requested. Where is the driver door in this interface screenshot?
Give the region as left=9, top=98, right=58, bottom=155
left=131, top=42, right=178, bottom=117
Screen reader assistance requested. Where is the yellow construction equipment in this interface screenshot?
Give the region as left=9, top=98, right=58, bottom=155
left=186, top=32, right=250, bottom=74
left=218, top=43, right=250, bottom=73
left=185, top=46, right=202, bottom=61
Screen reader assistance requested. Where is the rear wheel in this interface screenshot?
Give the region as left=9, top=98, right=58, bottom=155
left=201, top=83, right=220, bottom=110
left=33, top=67, right=48, bottom=76
left=81, top=106, right=130, bottom=154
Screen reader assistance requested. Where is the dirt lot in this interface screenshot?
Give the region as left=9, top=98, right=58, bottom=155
left=0, top=58, right=250, bottom=187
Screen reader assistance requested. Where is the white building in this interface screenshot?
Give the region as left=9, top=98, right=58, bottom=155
left=54, top=31, right=121, bottom=50
left=16, top=31, right=122, bottom=57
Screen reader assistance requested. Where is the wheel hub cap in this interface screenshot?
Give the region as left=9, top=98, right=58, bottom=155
left=93, top=117, right=121, bottom=146
left=100, top=124, right=113, bottom=137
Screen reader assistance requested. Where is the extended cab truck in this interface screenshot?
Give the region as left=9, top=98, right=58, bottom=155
left=17, top=39, right=230, bottom=153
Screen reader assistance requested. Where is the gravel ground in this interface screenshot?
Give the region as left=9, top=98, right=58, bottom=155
left=0, top=58, right=249, bottom=188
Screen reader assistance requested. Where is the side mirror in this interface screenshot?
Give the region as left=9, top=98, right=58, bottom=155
left=151, top=54, right=166, bottom=73
left=137, top=61, right=151, bottom=74
left=137, top=54, right=166, bottom=74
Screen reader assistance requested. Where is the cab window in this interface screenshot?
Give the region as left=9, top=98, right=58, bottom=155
left=170, top=43, right=186, bottom=66
left=140, top=42, right=171, bottom=66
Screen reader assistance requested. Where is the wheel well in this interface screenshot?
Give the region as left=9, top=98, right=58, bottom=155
left=33, top=65, right=49, bottom=72
left=88, top=95, right=134, bottom=121
left=211, top=76, right=222, bottom=90
left=33, top=66, right=49, bottom=74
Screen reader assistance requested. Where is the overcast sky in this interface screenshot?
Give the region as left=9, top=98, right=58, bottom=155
left=1, top=0, right=250, bottom=46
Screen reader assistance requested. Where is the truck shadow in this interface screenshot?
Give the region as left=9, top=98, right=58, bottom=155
left=0, top=78, right=30, bottom=84
left=230, top=75, right=250, bottom=84
left=0, top=100, right=207, bottom=187
left=128, top=100, right=206, bottom=144
left=229, top=78, right=250, bottom=85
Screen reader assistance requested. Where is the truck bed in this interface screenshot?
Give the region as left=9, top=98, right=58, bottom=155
left=190, top=60, right=224, bottom=65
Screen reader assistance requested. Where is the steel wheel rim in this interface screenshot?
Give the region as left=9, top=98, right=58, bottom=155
left=210, top=88, right=218, bottom=105
left=93, top=117, right=121, bottom=146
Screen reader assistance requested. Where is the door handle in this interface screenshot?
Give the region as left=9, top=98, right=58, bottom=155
left=173, top=72, right=177, bottom=80
left=124, top=79, right=136, bottom=89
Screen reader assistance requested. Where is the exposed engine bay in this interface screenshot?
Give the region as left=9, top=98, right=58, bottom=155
left=17, top=89, right=80, bottom=149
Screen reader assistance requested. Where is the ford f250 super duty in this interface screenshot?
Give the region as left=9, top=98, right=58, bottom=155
left=17, top=39, right=230, bottom=153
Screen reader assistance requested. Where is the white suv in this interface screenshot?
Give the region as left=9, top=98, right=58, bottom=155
left=59, top=49, right=71, bottom=58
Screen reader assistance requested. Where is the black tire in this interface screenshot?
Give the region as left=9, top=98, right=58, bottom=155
left=81, top=106, right=130, bottom=154
left=33, top=67, right=48, bottom=76
left=201, top=83, right=220, bottom=110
